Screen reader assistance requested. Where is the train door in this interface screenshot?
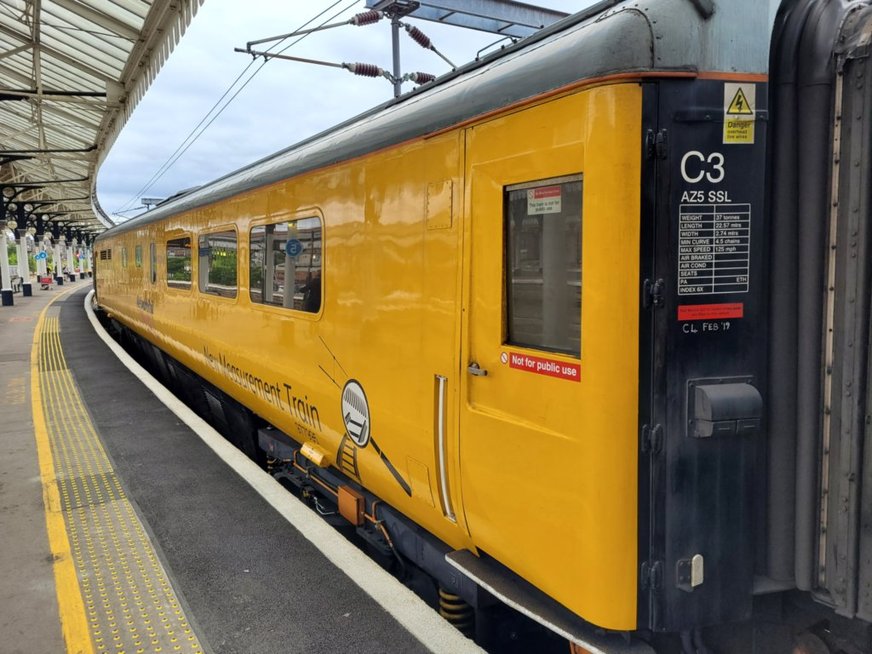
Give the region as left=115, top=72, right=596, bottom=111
left=457, top=86, right=643, bottom=629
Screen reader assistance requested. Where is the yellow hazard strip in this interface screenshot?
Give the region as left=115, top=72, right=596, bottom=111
left=30, top=287, right=95, bottom=654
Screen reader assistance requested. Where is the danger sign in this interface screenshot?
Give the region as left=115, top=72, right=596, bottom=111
left=727, top=88, right=753, bottom=115
left=723, top=83, right=756, bottom=144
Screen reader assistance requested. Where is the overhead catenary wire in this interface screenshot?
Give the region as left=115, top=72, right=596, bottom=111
left=234, top=49, right=391, bottom=82
left=237, top=14, right=452, bottom=88
left=244, top=9, right=384, bottom=49
left=114, top=0, right=356, bottom=214
left=235, top=10, right=396, bottom=83
left=113, top=0, right=357, bottom=216
left=113, top=2, right=459, bottom=217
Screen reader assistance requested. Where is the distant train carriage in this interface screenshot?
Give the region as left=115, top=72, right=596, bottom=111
left=94, top=1, right=872, bottom=652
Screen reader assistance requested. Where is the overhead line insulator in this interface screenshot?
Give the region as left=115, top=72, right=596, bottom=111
left=350, top=10, right=382, bottom=26
left=404, top=25, right=432, bottom=49
left=404, top=72, right=436, bottom=85
left=344, top=63, right=385, bottom=78
left=401, top=22, right=456, bottom=69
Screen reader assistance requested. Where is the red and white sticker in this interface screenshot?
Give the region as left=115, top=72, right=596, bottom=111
left=678, top=303, right=744, bottom=321
left=504, top=351, right=580, bottom=382
left=527, top=185, right=562, bottom=215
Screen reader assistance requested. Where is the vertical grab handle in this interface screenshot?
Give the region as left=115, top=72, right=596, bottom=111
left=435, top=375, right=456, bottom=522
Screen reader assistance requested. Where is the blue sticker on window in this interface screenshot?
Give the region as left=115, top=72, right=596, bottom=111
left=285, top=239, right=304, bottom=257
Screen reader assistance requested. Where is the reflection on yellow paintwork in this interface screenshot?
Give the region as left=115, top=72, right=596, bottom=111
left=97, top=82, right=641, bottom=631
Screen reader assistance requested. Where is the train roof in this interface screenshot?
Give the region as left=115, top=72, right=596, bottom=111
left=99, top=0, right=771, bottom=238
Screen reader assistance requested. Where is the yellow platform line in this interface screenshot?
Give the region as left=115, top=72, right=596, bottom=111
left=31, top=291, right=94, bottom=654
left=31, top=292, right=203, bottom=654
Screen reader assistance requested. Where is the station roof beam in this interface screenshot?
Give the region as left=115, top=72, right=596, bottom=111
left=0, top=0, right=207, bottom=235
left=365, top=0, right=570, bottom=39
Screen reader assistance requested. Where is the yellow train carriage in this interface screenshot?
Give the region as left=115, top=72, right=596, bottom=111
left=96, top=1, right=774, bottom=649
left=99, top=84, right=641, bottom=627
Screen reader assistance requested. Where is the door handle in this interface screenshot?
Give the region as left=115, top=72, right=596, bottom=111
left=467, top=362, right=488, bottom=377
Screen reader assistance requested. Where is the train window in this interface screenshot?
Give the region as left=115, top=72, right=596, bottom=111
left=166, top=237, right=192, bottom=289
left=505, top=175, right=582, bottom=357
left=135, top=244, right=142, bottom=268
left=121, top=247, right=128, bottom=268
left=250, top=216, right=322, bottom=313
left=198, top=230, right=237, bottom=298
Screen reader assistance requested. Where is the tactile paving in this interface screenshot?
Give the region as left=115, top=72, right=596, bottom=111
left=38, top=311, right=204, bottom=654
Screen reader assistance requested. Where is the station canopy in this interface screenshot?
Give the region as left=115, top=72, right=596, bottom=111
left=0, top=0, right=205, bottom=239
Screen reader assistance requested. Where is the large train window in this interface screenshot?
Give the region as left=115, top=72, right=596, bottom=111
left=198, top=230, right=237, bottom=298
left=166, top=236, right=192, bottom=289
left=135, top=244, right=142, bottom=268
left=505, top=175, right=582, bottom=357
left=249, top=216, right=322, bottom=313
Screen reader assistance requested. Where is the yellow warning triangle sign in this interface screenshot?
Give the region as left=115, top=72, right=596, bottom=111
left=727, top=88, right=753, bottom=115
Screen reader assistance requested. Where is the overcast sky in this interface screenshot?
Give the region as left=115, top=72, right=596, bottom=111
left=97, top=1, right=593, bottom=222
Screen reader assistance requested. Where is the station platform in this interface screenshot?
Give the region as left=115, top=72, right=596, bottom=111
left=0, top=281, right=479, bottom=654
